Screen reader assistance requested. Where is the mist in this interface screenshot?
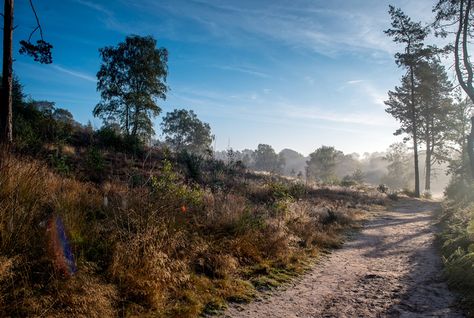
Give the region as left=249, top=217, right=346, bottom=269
left=215, top=144, right=451, bottom=196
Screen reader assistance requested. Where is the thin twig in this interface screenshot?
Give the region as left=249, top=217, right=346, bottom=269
left=27, top=0, right=44, bottom=41
left=27, top=26, right=39, bottom=42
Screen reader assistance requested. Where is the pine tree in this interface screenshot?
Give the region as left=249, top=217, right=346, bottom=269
left=385, top=6, right=432, bottom=197
left=416, top=60, right=454, bottom=191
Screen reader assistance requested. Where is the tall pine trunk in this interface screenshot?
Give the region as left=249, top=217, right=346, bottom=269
left=410, top=65, right=420, bottom=197
left=0, top=0, right=13, bottom=144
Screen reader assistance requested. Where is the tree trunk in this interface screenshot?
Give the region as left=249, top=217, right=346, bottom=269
left=468, top=117, right=474, bottom=178
left=425, top=136, right=431, bottom=192
left=131, top=105, right=139, bottom=137
left=409, top=65, right=420, bottom=197
left=0, top=0, right=13, bottom=144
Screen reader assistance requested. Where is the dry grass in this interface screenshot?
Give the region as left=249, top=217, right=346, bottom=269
left=0, top=149, right=384, bottom=317
left=0, top=150, right=118, bottom=317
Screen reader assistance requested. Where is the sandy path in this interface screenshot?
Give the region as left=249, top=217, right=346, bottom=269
left=224, top=199, right=464, bottom=318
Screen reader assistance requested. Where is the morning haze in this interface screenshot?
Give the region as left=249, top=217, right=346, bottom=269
left=0, top=0, right=473, bottom=317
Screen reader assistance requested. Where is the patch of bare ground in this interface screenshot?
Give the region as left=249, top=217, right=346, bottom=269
left=224, top=199, right=465, bottom=318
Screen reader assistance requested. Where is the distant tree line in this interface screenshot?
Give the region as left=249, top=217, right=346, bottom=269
left=214, top=142, right=449, bottom=192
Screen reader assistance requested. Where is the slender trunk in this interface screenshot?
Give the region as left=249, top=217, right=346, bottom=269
left=1, top=0, right=13, bottom=144
left=409, top=65, right=420, bottom=197
left=454, top=0, right=474, bottom=101
left=462, top=0, right=474, bottom=91
left=425, top=134, right=431, bottom=192
left=125, top=104, right=130, bottom=135
left=131, top=105, right=139, bottom=137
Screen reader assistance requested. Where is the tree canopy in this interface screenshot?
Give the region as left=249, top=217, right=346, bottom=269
left=253, top=144, right=284, bottom=173
left=93, top=35, right=168, bottom=140
left=161, top=109, right=214, bottom=156
left=306, top=146, right=342, bottom=183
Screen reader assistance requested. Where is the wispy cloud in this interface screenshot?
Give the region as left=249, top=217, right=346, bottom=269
left=170, top=83, right=395, bottom=129
left=97, top=0, right=438, bottom=61
left=73, top=0, right=133, bottom=35
left=51, top=65, right=96, bottom=83
left=347, top=80, right=365, bottom=84
left=344, top=80, right=387, bottom=106
left=211, top=65, right=271, bottom=78
left=281, top=105, right=396, bottom=127
left=73, top=0, right=113, bottom=16
left=138, top=0, right=402, bottom=58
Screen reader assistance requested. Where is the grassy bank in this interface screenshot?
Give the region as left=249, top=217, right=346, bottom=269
left=0, top=148, right=385, bottom=317
left=438, top=179, right=474, bottom=317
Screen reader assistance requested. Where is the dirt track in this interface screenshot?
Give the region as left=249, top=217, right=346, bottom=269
left=224, top=199, right=465, bottom=318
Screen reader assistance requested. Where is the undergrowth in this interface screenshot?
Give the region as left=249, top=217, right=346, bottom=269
left=438, top=177, right=474, bottom=317
left=0, top=148, right=384, bottom=317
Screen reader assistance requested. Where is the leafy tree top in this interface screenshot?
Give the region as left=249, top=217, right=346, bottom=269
left=94, top=35, right=168, bottom=139
left=161, top=109, right=214, bottom=156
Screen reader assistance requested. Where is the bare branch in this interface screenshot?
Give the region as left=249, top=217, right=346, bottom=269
left=28, top=0, right=44, bottom=40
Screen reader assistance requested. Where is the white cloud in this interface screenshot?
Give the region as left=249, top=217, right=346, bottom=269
left=211, top=65, right=271, bottom=78
left=51, top=65, right=96, bottom=83
left=345, top=80, right=387, bottom=106
left=347, top=80, right=365, bottom=84
left=281, top=105, right=396, bottom=127
left=136, top=0, right=408, bottom=58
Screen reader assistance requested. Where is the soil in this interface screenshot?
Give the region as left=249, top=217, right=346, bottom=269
left=224, top=199, right=465, bottom=318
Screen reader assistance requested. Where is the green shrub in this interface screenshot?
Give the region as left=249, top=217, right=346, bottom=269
left=178, top=150, right=203, bottom=183
left=84, top=147, right=105, bottom=182
left=150, top=160, right=204, bottom=212
left=48, top=152, right=71, bottom=175
left=95, top=126, right=144, bottom=155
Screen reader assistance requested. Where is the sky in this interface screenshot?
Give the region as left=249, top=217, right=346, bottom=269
left=10, top=0, right=449, bottom=155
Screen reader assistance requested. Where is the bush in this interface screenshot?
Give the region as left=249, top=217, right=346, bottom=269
left=84, top=147, right=105, bottom=182
left=387, top=192, right=399, bottom=201
left=377, top=184, right=388, bottom=194
left=48, top=152, right=71, bottom=175
left=439, top=178, right=474, bottom=315
left=341, top=175, right=357, bottom=187
left=95, top=126, right=144, bottom=155
left=402, top=188, right=417, bottom=197
left=178, top=150, right=203, bottom=183
left=422, top=191, right=432, bottom=199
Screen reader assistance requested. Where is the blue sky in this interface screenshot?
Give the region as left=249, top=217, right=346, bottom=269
left=11, top=0, right=444, bottom=155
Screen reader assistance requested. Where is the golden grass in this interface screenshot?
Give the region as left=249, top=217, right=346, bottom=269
left=0, top=149, right=382, bottom=317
